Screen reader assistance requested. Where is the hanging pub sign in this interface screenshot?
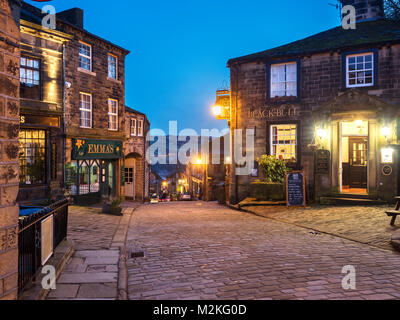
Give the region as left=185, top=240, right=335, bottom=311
left=316, top=149, right=330, bottom=174
left=286, top=171, right=306, bottom=208
left=72, top=139, right=123, bottom=160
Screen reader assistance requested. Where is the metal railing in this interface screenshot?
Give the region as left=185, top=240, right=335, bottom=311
left=18, top=198, right=69, bottom=293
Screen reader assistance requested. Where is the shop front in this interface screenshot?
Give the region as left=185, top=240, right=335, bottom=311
left=18, top=112, right=64, bottom=204
left=67, top=139, right=123, bottom=205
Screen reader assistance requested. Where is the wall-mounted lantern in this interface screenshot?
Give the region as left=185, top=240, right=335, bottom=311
left=212, top=90, right=230, bottom=121
left=381, top=126, right=391, bottom=141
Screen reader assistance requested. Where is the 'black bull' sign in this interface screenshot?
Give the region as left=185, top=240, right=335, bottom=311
left=248, top=106, right=300, bottom=119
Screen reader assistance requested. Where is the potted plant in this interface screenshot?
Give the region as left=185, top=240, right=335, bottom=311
left=102, top=197, right=123, bottom=216
left=250, top=155, right=289, bottom=201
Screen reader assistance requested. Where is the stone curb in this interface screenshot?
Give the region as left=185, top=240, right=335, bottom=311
left=115, top=206, right=137, bottom=300
left=19, top=239, right=75, bottom=300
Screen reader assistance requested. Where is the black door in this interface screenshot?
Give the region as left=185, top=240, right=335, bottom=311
left=349, top=137, right=368, bottom=189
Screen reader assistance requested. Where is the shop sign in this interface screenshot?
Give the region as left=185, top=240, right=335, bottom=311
left=316, top=150, right=330, bottom=174
left=72, top=139, right=123, bottom=160
left=248, top=106, right=299, bottom=120
left=20, top=114, right=59, bottom=127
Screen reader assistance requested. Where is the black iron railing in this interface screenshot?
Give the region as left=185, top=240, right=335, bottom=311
left=18, top=198, right=69, bottom=293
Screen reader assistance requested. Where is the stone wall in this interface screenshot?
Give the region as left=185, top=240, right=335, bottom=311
left=0, top=0, right=20, bottom=300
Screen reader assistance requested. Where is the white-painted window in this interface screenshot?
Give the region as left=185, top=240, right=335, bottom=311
left=270, top=62, right=297, bottom=98
left=346, top=53, right=374, bottom=88
left=130, top=118, right=137, bottom=136
left=271, top=124, right=297, bottom=162
left=108, top=54, right=117, bottom=79
left=79, top=42, right=92, bottom=71
left=79, top=93, right=92, bottom=128
left=108, top=99, right=118, bottom=131
left=138, top=119, right=143, bottom=137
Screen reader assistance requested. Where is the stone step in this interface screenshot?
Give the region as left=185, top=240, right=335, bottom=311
left=320, top=197, right=387, bottom=206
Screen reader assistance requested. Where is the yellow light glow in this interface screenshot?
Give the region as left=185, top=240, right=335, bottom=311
left=381, top=126, right=391, bottom=138
left=212, top=105, right=222, bottom=117
left=162, top=181, right=168, bottom=187
left=317, top=128, right=327, bottom=140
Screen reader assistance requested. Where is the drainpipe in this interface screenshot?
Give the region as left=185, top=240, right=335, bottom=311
left=62, top=43, right=67, bottom=200
left=232, top=63, right=239, bottom=204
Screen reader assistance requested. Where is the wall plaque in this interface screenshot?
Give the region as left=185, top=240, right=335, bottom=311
left=316, top=149, right=330, bottom=174
left=382, top=165, right=393, bottom=176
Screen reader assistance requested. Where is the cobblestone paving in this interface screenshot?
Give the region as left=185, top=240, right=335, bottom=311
left=47, top=203, right=139, bottom=300
left=126, top=202, right=400, bottom=300
left=245, top=205, right=400, bottom=251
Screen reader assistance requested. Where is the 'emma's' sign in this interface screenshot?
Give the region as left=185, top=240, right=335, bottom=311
left=72, top=139, right=123, bottom=160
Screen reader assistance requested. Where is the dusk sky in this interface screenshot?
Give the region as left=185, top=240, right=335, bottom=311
left=27, top=0, right=340, bottom=134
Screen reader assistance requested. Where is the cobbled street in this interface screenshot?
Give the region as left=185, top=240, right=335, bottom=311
left=125, top=202, right=400, bottom=300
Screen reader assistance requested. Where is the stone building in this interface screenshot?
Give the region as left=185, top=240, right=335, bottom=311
left=123, top=107, right=150, bottom=202
left=227, top=0, right=400, bottom=204
left=0, top=0, right=20, bottom=300
left=57, top=9, right=130, bottom=205
left=17, top=3, right=72, bottom=204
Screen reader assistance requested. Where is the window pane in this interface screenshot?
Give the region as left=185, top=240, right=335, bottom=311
left=271, top=125, right=297, bottom=162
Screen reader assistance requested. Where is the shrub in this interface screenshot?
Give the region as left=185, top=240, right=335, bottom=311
left=257, top=155, right=289, bottom=183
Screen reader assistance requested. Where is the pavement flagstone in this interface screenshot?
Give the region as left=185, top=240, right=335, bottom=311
left=46, top=203, right=139, bottom=300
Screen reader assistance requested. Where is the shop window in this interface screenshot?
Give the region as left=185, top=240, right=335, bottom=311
left=130, top=118, right=137, bottom=136
left=20, top=56, right=41, bottom=100
left=19, top=129, right=46, bottom=185
left=270, top=124, right=297, bottom=162
left=346, top=53, right=374, bottom=88
left=79, top=42, right=92, bottom=71
left=138, top=119, right=143, bottom=136
left=70, top=160, right=100, bottom=195
left=108, top=54, right=117, bottom=79
left=270, top=62, right=297, bottom=98
left=79, top=93, right=92, bottom=128
left=108, top=99, right=118, bottom=131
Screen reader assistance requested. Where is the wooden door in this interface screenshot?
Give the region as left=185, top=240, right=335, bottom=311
left=349, top=137, right=368, bottom=189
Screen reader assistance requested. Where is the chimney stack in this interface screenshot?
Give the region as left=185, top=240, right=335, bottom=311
left=57, top=8, right=84, bottom=29
left=340, top=0, right=384, bottom=22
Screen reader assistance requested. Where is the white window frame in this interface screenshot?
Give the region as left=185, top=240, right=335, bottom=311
left=79, top=42, right=92, bottom=71
left=108, top=53, right=118, bottom=80
left=108, top=99, right=118, bottom=131
left=270, top=124, right=297, bottom=162
left=270, top=62, right=297, bottom=98
left=130, top=118, right=137, bottom=136
left=79, top=92, right=92, bottom=129
left=346, top=52, right=374, bottom=88
left=138, top=119, right=144, bottom=137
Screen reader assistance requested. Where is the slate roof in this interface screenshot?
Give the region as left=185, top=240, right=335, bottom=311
left=125, top=106, right=145, bottom=116
left=228, top=19, right=400, bottom=65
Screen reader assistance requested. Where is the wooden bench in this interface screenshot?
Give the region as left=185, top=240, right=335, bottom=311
left=386, top=197, right=400, bottom=226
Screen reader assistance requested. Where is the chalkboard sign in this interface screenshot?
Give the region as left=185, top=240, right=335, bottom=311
left=286, top=171, right=306, bottom=207
left=316, top=150, right=330, bottom=174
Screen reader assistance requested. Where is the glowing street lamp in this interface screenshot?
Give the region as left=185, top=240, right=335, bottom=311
left=212, top=105, right=223, bottom=117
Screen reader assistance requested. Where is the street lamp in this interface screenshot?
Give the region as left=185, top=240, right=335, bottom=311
left=212, top=105, right=223, bottom=117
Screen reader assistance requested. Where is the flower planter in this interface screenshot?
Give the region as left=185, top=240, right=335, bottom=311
left=250, top=182, right=286, bottom=201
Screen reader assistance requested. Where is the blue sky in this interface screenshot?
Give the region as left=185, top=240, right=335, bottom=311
left=27, top=0, right=340, bottom=134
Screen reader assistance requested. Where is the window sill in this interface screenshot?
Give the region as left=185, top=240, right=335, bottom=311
left=107, top=77, right=121, bottom=84
left=108, top=129, right=119, bottom=132
left=79, top=126, right=93, bottom=129
left=77, top=67, right=97, bottom=77
left=266, top=97, right=300, bottom=105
